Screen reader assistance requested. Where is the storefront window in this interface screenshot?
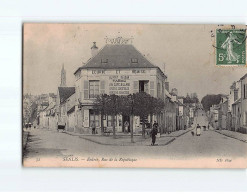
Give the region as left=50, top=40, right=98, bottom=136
left=107, top=115, right=112, bottom=127
left=107, top=115, right=117, bottom=127
left=89, top=110, right=100, bottom=127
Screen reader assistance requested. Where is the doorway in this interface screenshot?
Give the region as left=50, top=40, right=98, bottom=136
left=122, top=115, right=130, bottom=132
left=139, top=80, right=149, bottom=93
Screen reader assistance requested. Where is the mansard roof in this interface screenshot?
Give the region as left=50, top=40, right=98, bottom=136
left=74, top=44, right=166, bottom=78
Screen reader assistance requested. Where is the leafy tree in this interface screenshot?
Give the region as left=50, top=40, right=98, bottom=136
left=184, top=93, right=199, bottom=104
left=93, top=92, right=165, bottom=140
left=201, top=94, right=222, bottom=111
left=105, top=94, right=119, bottom=139
left=131, top=92, right=164, bottom=138
left=118, top=95, right=134, bottom=142
left=93, top=94, right=108, bottom=135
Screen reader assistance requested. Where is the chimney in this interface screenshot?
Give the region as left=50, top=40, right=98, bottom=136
left=91, top=42, right=98, bottom=57
left=171, top=88, right=178, bottom=96
left=165, top=82, right=169, bottom=91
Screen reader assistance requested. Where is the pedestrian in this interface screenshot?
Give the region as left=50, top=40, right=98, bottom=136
left=151, top=121, right=158, bottom=146
left=153, top=121, right=158, bottom=130
left=91, top=121, right=96, bottom=134
left=124, top=121, right=129, bottom=133
left=196, top=124, right=201, bottom=136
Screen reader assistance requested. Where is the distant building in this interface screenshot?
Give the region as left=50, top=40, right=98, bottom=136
left=209, top=104, right=220, bottom=129
left=218, top=95, right=228, bottom=130
left=231, top=80, right=241, bottom=131
left=56, top=87, right=75, bottom=130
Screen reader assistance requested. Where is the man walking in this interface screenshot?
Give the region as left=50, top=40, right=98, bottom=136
left=151, top=121, right=158, bottom=146
left=91, top=121, right=96, bottom=134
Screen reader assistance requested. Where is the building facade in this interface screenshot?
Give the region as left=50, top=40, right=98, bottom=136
left=56, top=87, right=76, bottom=130
left=74, top=43, right=174, bottom=134
left=240, top=74, right=247, bottom=133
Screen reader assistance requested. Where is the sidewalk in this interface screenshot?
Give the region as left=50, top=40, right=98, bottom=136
left=215, top=130, right=247, bottom=143
left=64, top=129, right=191, bottom=146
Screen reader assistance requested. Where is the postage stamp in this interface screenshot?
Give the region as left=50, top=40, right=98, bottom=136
left=216, top=29, right=246, bottom=65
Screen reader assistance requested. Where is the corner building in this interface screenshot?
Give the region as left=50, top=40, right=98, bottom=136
left=74, top=43, right=169, bottom=133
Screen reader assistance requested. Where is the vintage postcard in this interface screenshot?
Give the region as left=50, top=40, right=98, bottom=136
left=23, top=24, right=247, bottom=168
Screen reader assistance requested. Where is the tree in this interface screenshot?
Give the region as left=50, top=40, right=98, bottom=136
left=93, top=94, right=108, bottom=135
left=118, top=95, right=134, bottom=142
left=92, top=92, right=165, bottom=140
left=201, top=94, right=222, bottom=111
left=105, top=94, right=119, bottom=139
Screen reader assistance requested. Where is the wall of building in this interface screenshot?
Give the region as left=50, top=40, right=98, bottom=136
left=74, top=67, right=171, bottom=133
left=240, top=76, right=247, bottom=133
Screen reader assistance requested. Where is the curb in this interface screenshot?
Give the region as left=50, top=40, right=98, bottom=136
left=159, top=138, right=176, bottom=146
left=215, top=131, right=247, bottom=143
left=161, top=129, right=191, bottom=138
left=64, top=129, right=189, bottom=146
left=78, top=136, right=176, bottom=147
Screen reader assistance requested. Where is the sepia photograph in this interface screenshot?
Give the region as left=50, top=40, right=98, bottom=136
left=22, top=23, right=247, bottom=168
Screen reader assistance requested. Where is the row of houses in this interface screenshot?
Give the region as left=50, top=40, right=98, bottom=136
left=38, top=41, right=197, bottom=134
left=209, top=73, right=247, bottom=133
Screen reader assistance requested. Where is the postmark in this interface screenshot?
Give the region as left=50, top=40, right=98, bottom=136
left=216, top=29, right=246, bottom=65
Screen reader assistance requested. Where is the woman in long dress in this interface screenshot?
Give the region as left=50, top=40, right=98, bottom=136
left=196, top=124, right=201, bottom=136
left=221, top=32, right=241, bottom=63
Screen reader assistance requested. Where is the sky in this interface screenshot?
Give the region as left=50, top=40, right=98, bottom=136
left=23, top=24, right=247, bottom=100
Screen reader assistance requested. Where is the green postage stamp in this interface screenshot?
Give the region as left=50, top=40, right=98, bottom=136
left=216, top=29, right=246, bottom=65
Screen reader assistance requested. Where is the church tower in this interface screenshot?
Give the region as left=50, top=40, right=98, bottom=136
left=60, top=64, right=66, bottom=87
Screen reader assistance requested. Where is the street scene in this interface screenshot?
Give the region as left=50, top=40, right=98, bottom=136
left=23, top=24, right=247, bottom=167
left=24, top=109, right=247, bottom=160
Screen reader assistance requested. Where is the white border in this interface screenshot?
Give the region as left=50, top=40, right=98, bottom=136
left=0, top=0, right=247, bottom=192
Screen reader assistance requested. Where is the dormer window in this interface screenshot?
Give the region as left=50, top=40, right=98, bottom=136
left=101, top=59, right=108, bottom=63
left=131, top=58, right=138, bottom=63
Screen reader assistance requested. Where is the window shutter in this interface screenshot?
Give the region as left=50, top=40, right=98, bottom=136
left=150, top=81, right=155, bottom=97
left=133, top=81, right=139, bottom=93
left=84, top=80, right=89, bottom=99
left=100, top=80, right=105, bottom=94
left=144, top=82, right=149, bottom=94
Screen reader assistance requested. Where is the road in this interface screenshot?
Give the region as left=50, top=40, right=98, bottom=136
left=24, top=110, right=247, bottom=161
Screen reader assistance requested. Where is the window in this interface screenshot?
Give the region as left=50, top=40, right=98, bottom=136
left=107, top=115, right=112, bottom=127
left=89, top=110, right=100, bottom=127
left=245, top=112, right=247, bottom=126
left=89, top=81, right=99, bottom=98
left=75, top=71, right=81, bottom=80
left=244, top=84, right=247, bottom=99
left=107, top=115, right=117, bottom=127
left=131, top=58, right=138, bottom=63
left=101, top=59, right=108, bottom=63
left=157, top=83, right=161, bottom=98
left=139, top=80, right=149, bottom=93
left=234, top=89, right=238, bottom=101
